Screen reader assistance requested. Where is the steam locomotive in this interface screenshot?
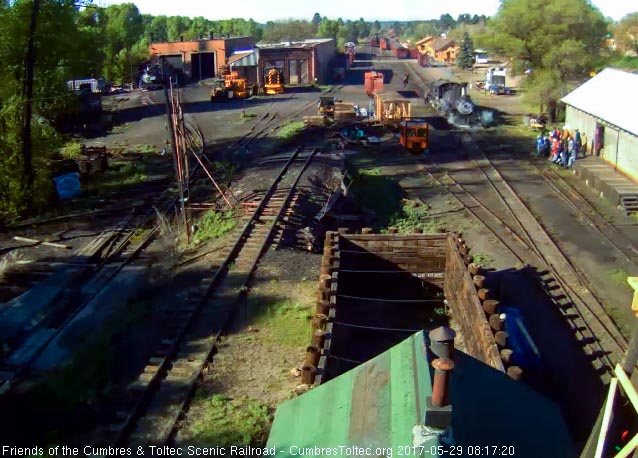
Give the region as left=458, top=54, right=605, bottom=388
left=425, top=79, right=495, bottom=127
left=139, top=63, right=164, bottom=90
left=426, top=79, right=475, bottom=118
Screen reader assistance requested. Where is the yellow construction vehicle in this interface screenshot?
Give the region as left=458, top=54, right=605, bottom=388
left=264, top=68, right=284, bottom=95
left=211, top=71, right=251, bottom=101
left=224, top=71, right=249, bottom=98
left=399, top=117, right=429, bottom=154
left=210, top=78, right=228, bottom=101
left=318, top=96, right=336, bottom=117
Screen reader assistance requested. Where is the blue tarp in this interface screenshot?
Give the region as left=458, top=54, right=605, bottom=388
left=53, top=172, right=81, bottom=199
left=501, top=306, right=542, bottom=371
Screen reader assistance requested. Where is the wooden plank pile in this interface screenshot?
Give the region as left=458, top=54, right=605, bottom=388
left=334, top=102, right=356, bottom=121
left=374, top=92, right=410, bottom=126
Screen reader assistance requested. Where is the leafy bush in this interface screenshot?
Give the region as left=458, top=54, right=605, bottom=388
left=389, top=199, right=438, bottom=234
left=274, top=121, right=306, bottom=140
left=60, top=141, right=84, bottom=159
left=193, top=210, right=236, bottom=243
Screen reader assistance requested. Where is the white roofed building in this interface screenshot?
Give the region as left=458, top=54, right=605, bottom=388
left=561, top=68, right=638, bottom=182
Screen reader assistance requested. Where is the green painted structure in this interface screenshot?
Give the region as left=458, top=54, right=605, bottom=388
left=267, top=331, right=574, bottom=458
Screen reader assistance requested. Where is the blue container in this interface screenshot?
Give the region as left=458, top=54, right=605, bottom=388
left=53, top=172, right=81, bottom=199
left=500, top=306, right=542, bottom=371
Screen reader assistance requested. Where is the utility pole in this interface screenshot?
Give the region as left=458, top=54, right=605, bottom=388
left=161, top=58, right=188, bottom=239
left=21, top=0, right=41, bottom=211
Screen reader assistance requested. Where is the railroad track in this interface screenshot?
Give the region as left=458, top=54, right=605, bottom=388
left=91, top=146, right=318, bottom=447
left=0, top=204, right=166, bottom=393
left=0, top=84, right=334, bottom=393
left=0, top=121, right=205, bottom=394
left=404, top=57, right=631, bottom=378
left=201, top=84, right=344, bottom=166
left=424, top=144, right=628, bottom=380
left=539, top=166, right=638, bottom=266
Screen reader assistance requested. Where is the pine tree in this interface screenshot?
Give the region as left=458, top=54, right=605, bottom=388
left=457, top=32, right=475, bottom=69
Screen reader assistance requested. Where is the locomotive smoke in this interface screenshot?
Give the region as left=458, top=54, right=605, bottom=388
left=479, top=109, right=495, bottom=127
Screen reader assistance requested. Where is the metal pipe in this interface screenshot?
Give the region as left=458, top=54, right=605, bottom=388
left=431, top=358, right=454, bottom=408
left=429, top=326, right=456, bottom=359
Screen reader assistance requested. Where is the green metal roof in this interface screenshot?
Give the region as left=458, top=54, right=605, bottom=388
left=267, top=331, right=574, bottom=458
left=267, top=331, right=433, bottom=457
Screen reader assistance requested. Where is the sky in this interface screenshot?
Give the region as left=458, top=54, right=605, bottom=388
left=96, top=0, right=637, bottom=22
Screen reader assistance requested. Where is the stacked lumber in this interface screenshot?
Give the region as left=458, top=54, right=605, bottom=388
left=374, top=92, right=411, bottom=126
left=334, top=102, right=356, bottom=121
left=303, top=116, right=326, bottom=126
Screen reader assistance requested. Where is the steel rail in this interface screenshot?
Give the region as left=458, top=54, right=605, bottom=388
left=425, top=159, right=620, bottom=377
left=474, top=152, right=627, bottom=351
left=539, top=166, right=638, bottom=266
left=88, top=147, right=317, bottom=447
left=407, top=61, right=627, bottom=376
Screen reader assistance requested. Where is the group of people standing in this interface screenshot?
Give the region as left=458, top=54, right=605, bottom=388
left=534, top=127, right=586, bottom=169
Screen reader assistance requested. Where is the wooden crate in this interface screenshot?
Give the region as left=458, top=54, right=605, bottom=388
left=374, top=92, right=410, bottom=126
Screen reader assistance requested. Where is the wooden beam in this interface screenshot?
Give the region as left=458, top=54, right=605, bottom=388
left=614, top=433, right=638, bottom=458
left=13, top=236, right=71, bottom=249
left=614, top=364, right=638, bottom=414
left=594, top=377, right=618, bottom=458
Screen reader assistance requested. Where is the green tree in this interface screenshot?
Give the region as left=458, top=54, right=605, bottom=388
left=262, top=20, right=313, bottom=42
left=317, top=17, right=339, bottom=40
left=390, top=21, right=402, bottom=36
left=439, top=13, right=455, bottom=30
left=166, top=15, right=190, bottom=41
left=243, top=18, right=262, bottom=41
left=479, top=0, right=607, bottom=121
left=457, top=32, right=474, bottom=69
left=0, top=0, right=83, bottom=222
left=413, top=22, right=438, bottom=39
left=614, top=13, right=638, bottom=54
left=311, top=12, right=321, bottom=31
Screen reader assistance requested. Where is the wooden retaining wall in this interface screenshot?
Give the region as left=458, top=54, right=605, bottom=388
left=444, top=235, right=503, bottom=371
left=304, top=229, right=512, bottom=387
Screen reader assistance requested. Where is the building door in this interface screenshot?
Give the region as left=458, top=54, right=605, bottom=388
left=287, top=60, right=308, bottom=85
left=264, top=60, right=285, bottom=83
left=300, top=60, right=308, bottom=83
left=289, top=60, right=299, bottom=84
left=191, top=52, right=216, bottom=81
left=595, top=123, right=604, bottom=157
left=200, top=53, right=215, bottom=79
left=163, top=54, right=184, bottom=71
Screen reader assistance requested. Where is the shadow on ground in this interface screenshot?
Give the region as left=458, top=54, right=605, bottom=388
left=483, top=265, right=608, bottom=452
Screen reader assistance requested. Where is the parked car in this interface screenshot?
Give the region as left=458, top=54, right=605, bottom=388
left=474, top=53, right=489, bottom=64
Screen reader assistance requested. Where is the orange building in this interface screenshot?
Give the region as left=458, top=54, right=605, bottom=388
left=149, top=35, right=255, bottom=81
left=416, top=36, right=460, bottom=63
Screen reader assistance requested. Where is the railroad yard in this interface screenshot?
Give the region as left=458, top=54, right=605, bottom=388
left=2, top=43, right=638, bottom=455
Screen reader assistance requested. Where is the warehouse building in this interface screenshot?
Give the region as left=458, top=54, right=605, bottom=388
left=562, top=68, right=638, bottom=181
left=149, top=35, right=255, bottom=81
left=562, top=68, right=638, bottom=213
left=256, top=38, right=336, bottom=86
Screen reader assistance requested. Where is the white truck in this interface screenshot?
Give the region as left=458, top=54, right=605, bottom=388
left=485, top=67, right=510, bottom=95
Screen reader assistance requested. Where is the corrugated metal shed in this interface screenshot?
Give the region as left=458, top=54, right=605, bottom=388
left=267, top=331, right=573, bottom=457
left=561, top=68, right=638, bottom=136
left=229, top=50, right=258, bottom=67
left=257, top=38, right=334, bottom=50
